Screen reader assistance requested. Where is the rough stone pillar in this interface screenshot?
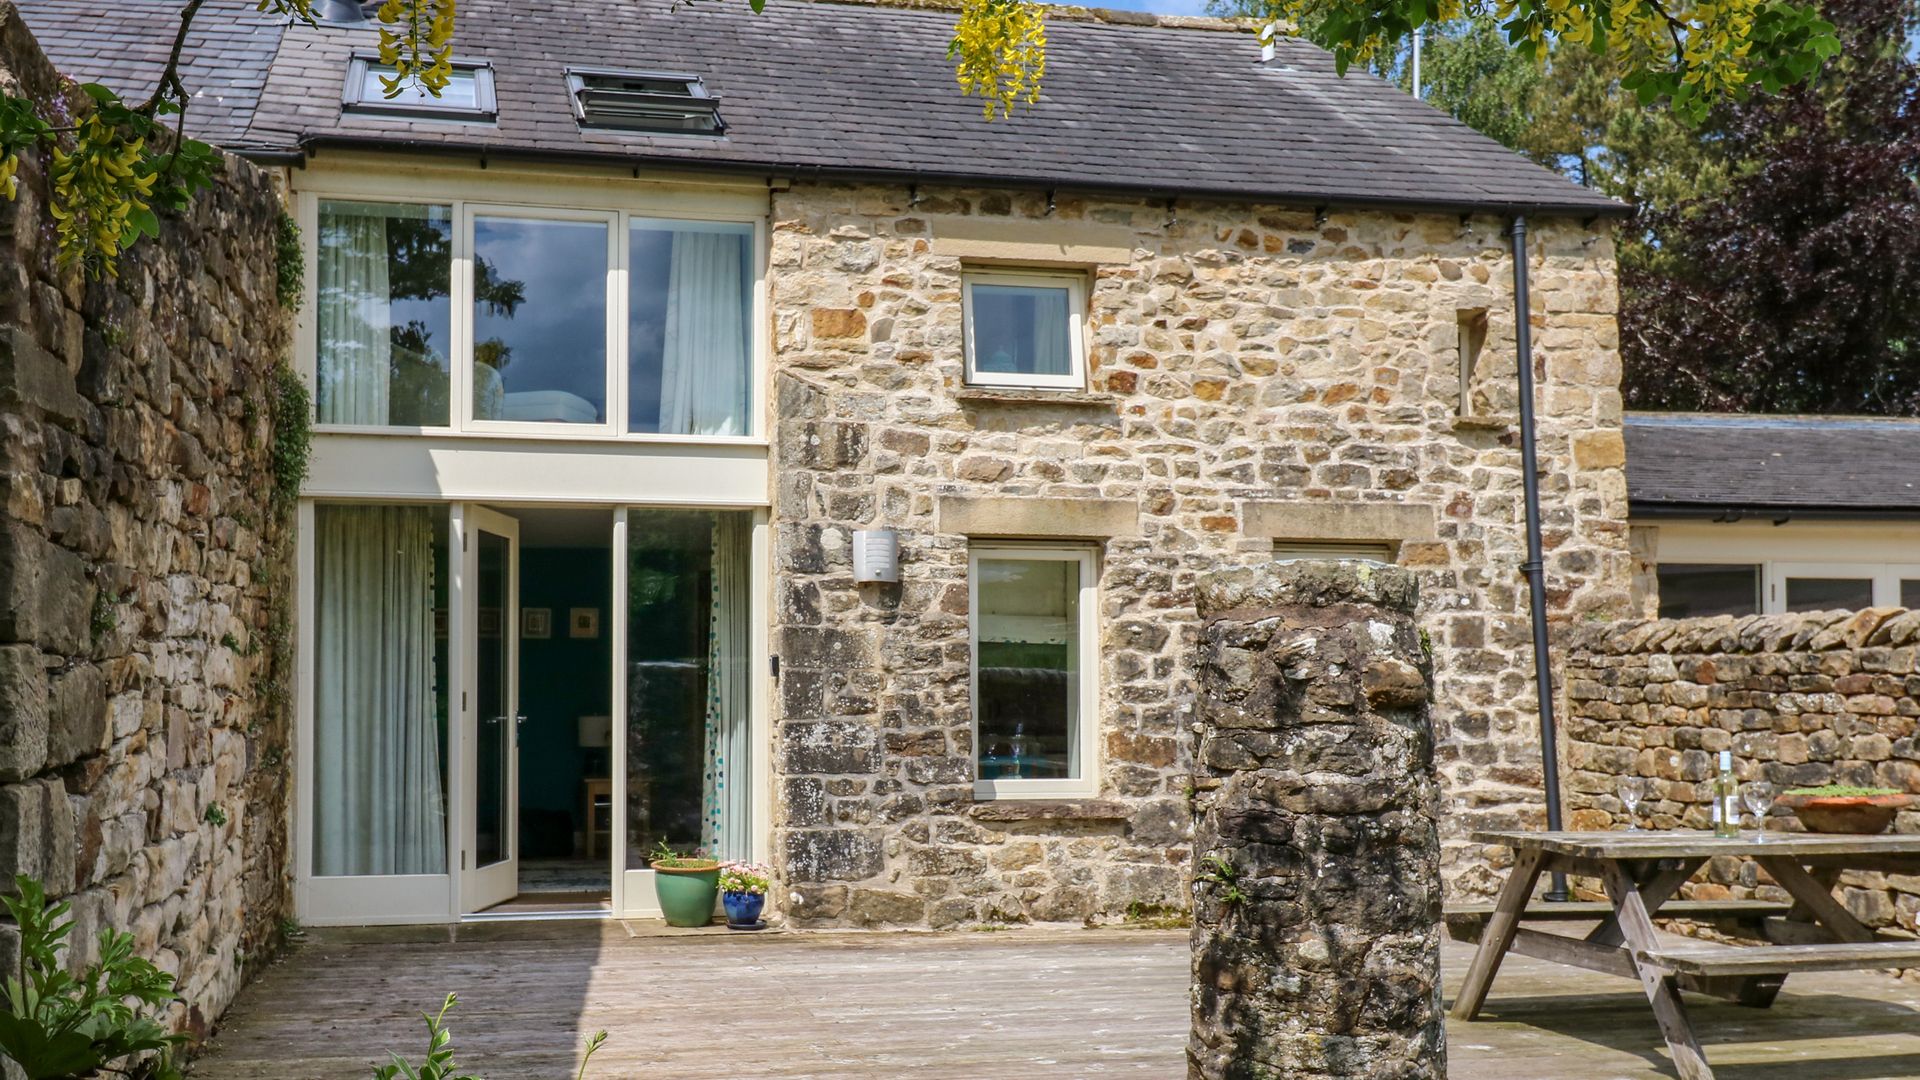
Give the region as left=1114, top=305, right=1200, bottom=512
left=1188, top=560, right=1444, bottom=1080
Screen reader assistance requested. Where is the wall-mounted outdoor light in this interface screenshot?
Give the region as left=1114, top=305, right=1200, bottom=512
left=852, top=529, right=900, bottom=583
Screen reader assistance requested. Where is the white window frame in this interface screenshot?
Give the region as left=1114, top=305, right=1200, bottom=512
left=1767, top=561, right=1920, bottom=613
left=298, top=185, right=767, bottom=446
left=1656, top=559, right=1920, bottom=615
left=461, top=204, right=622, bottom=438
left=968, top=545, right=1100, bottom=801
left=961, top=270, right=1087, bottom=391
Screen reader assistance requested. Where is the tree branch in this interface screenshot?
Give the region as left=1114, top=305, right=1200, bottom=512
left=139, top=0, right=208, bottom=117
left=1638, top=0, right=1691, bottom=71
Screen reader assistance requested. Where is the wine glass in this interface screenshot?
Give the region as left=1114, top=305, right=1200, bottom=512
left=1617, top=775, right=1648, bottom=831
left=1741, top=781, right=1776, bottom=842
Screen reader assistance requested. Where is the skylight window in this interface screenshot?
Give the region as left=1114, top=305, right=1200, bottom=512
left=566, top=68, right=725, bottom=135
left=342, top=56, right=497, bottom=121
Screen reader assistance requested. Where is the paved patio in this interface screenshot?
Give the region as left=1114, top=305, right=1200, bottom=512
left=188, top=922, right=1920, bottom=1079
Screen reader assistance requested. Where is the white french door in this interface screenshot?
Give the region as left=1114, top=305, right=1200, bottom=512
left=461, top=505, right=521, bottom=912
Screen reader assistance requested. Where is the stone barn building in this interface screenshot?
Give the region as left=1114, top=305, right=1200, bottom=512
left=7, top=0, right=1631, bottom=940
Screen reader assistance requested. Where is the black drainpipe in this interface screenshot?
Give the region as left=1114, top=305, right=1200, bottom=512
left=1510, top=215, right=1569, bottom=902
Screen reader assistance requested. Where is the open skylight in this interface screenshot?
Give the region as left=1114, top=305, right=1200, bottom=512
left=342, top=55, right=497, bottom=121
left=566, top=68, right=725, bottom=135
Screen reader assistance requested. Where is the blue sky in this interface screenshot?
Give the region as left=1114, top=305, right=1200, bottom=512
left=1093, top=0, right=1216, bottom=14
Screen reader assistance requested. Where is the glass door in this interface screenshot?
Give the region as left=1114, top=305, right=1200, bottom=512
left=462, top=506, right=521, bottom=912
left=611, top=507, right=757, bottom=918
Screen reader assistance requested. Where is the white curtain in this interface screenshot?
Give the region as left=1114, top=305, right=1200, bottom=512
left=314, top=506, right=446, bottom=877
left=701, top=513, right=752, bottom=860
left=659, top=231, right=748, bottom=437
left=1032, top=288, right=1070, bottom=375
left=316, top=206, right=393, bottom=425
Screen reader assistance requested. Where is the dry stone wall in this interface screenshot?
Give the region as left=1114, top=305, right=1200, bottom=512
left=0, top=2, right=294, bottom=1042
left=767, top=180, right=1630, bottom=926
left=1188, top=560, right=1444, bottom=1080
left=1564, top=608, right=1920, bottom=927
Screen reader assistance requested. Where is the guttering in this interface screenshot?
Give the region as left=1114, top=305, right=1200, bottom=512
left=1510, top=215, right=1569, bottom=902
left=281, top=133, right=1634, bottom=220
left=1630, top=503, right=1920, bottom=522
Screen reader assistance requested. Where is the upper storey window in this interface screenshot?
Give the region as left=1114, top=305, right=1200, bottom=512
left=342, top=57, right=497, bottom=121
left=962, top=270, right=1086, bottom=391
left=315, top=200, right=454, bottom=427
left=311, top=199, right=760, bottom=439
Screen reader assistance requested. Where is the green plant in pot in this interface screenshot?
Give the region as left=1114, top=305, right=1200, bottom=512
left=649, top=841, right=720, bottom=927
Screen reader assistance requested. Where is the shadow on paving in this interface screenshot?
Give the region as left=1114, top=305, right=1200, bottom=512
left=192, top=919, right=611, bottom=1079
left=1462, top=986, right=1920, bottom=1080
left=188, top=924, right=1192, bottom=1079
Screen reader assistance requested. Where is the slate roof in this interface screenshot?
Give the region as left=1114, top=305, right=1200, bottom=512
left=17, top=0, right=1625, bottom=215
left=15, top=0, right=288, bottom=144
left=1625, top=413, right=1920, bottom=514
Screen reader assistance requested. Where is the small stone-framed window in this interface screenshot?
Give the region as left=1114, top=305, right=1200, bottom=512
left=961, top=270, right=1087, bottom=391
left=969, top=545, right=1100, bottom=800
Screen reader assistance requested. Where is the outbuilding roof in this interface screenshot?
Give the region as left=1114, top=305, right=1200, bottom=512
left=15, top=0, right=287, bottom=144
left=17, top=0, right=1625, bottom=216
left=1625, top=412, right=1920, bottom=516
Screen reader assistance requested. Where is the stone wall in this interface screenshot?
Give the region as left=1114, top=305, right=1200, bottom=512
left=0, top=1, right=294, bottom=1041
left=1564, top=608, right=1920, bottom=927
left=766, top=179, right=1630, bottom=926
left=1188, top=560, right=1444, bottom=1079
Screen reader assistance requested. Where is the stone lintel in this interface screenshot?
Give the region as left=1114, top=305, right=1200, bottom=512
left=968, top=799, right=1132, bottom=823
left=939, top=495, right=1139, bottom=539
left=1240, top=500, right=1438, bottom=546
left=928, top=219, right=1136, bottom=266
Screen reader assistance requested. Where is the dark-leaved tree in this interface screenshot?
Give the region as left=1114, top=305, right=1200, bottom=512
left=1621, top=0, right=1920, bottom=415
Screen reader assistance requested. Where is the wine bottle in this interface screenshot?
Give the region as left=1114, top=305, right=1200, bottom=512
left=1712, top=750, right=1739, bottom=838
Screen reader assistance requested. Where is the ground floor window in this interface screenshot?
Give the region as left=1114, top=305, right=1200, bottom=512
left=970, top=546, right=1098, bottom=799
left=312, top=504, right=450, bottom=877
left=1656, top=563, right=1761, bottom=618
left=1657, top=560, right=1920, bottom=616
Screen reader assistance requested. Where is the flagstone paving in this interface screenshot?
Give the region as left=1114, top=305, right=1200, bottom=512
left=187, top=923, right=1920, bottom=1079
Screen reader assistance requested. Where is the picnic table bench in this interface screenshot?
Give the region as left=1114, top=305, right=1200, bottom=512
left=1455, top=830, right=1920, bottom=1080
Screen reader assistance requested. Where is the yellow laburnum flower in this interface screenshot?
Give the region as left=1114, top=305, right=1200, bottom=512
left=951, top=0, right=1046, bottom=120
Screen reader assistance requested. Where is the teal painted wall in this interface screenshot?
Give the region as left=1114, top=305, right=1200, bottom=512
left=517, top=547, right=612, bottom=858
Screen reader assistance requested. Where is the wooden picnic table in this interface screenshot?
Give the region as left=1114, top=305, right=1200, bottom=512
left=1453, top=829, right=1920, bottom=1080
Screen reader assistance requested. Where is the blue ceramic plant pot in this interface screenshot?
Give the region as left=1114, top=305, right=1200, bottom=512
left=723, top=890, right=765, bottom=928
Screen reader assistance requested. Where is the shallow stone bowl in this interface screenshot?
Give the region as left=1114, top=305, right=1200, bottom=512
left=1778, top=793, right=1914, bottom=835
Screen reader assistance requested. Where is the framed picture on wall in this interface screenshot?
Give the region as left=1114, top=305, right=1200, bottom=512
left=569, top=607, right=600, bottom=639
left=522, top=608, right=552, bottom=640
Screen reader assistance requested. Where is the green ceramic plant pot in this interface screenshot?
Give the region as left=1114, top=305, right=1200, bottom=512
left=651, top=862, right=720, bottom=927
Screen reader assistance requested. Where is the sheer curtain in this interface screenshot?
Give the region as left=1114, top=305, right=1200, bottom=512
left=314, top=506, right=446, bottom=877
left=700, top=513, right=752, bottom=860
left=1032, top=288, right=1070, bottom=375
left=316, top=206, right=393, bottom=425
left=659, top=231, right=748, bottom=437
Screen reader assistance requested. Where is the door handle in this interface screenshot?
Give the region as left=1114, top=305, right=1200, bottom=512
left=514, top=714, right=528, bottom=728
